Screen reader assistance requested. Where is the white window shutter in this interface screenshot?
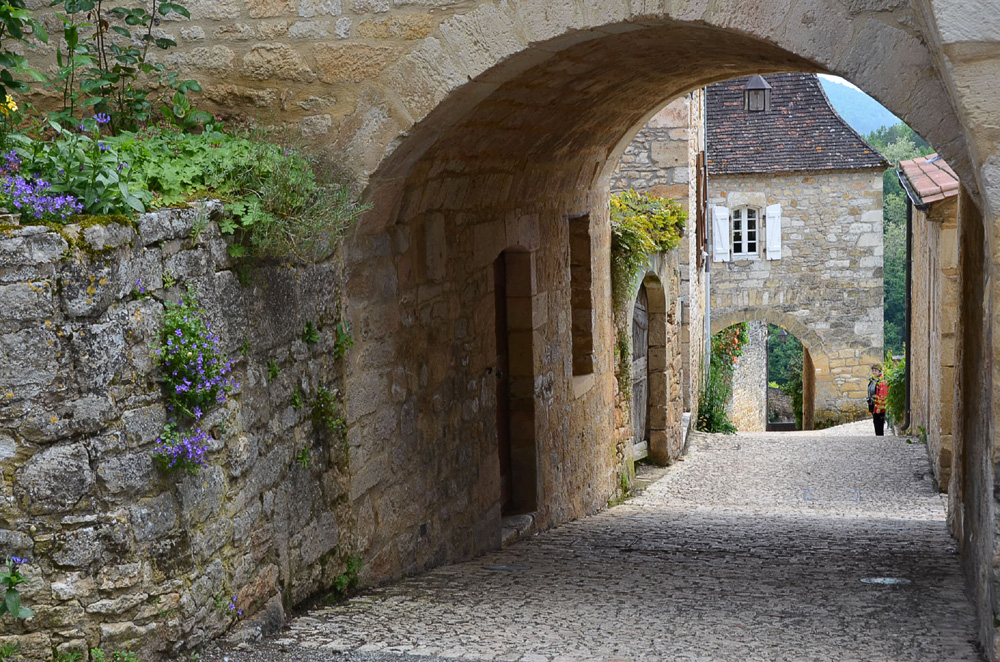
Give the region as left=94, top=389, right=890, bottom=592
left=712, top=206, right=731, bottom=263
left=765, top=203, right=782, bottom=260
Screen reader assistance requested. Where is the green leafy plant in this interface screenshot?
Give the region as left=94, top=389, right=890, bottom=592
left=883, top=353, right=906, bottom=427
left=329, top=555, right=362, bottom=601
left=0, top=0, right=48, bottom=101
left=609, top=189, right=686, bottom=312
left=780, top=359, right=805, bottom=431
left=302, top=320, right=320, bottom=345
left=216, top=127, right=370, bottom=262
left=9, top=117, right=148, bottom=215
left=0, top=641, right=19, bottom=661
left=609, top=190, right=686, bottom=395
left=333, top=321, right=353, bottom=360
left=53, top=652, right=82, bottom=662
left=296, top=446, right=310, bottom=469
left=46, top=0, right=196, bottom=132
left=312, top=386, right=346, bottom=438
left=696, top=323, right=748, bottom=434
left=291, top=387, right=303, bottom=410
left=0, top=556, right=34, bottom=620
left=267, top=358, right=280, bottom=380
left=89, top=649, right=139, bottom=662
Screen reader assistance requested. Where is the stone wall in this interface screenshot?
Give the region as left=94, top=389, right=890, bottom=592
left=727, top=321, right=767, bottom=432
left=1, top=207, right=373, bottom=660
left=910, top=196, right=959, bottom=491
left=611, top=98, right=691, bottom=201
left=709, top=169, right=884, bottom=425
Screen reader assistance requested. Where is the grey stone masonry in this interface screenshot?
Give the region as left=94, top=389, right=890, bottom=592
left=0, top=206, right=361, bottom=660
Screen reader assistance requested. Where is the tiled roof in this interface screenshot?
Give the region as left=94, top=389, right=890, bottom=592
left=706, top=73, right=889, bottom=175
left=897, top=153, right=959, bottom=206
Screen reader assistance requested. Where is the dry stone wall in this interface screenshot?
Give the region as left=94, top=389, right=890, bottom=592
left=0, top=207, right=375, bottom=660
left=727, top=320, right=767, bottom=432
left=709, top=169, right=884, bottom=424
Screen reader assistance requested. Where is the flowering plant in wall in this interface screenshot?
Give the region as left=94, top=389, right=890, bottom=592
left=0, top=556, right=34, bottom=620
left=153, top=286, right=237, bottom=474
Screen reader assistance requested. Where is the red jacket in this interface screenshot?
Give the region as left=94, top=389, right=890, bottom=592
left=873, top=379, right=888, bottom=414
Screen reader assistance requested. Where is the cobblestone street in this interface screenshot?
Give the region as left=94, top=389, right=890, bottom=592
left=206, top=423, right=982, bottom=662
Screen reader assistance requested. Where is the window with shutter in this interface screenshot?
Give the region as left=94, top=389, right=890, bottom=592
left=731, top=206, right=760, bottom=259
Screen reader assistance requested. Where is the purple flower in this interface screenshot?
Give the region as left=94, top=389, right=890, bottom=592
left=98, top=141, right=109, bottom=152
left=94, top=112, right=111, bottom=125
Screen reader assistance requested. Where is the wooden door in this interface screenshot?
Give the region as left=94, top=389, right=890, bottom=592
left=631, top=284, right=649, bottom=455
left=494, top=253, right=512, bottom=510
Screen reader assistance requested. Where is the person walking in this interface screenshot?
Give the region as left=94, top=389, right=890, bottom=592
left=868, top=364, right=889, bottom=436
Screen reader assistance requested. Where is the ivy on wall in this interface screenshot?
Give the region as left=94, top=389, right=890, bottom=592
left=609, top=190, right=686, bottom=395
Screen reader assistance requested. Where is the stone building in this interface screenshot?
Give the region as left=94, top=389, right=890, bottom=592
left=707, top=73, right=888, bottom=429
left=898, top=153, right=960, bottom=491
left=610, top=94, right=705, bottom=465
left=5, top=1, right=1000, bottom=659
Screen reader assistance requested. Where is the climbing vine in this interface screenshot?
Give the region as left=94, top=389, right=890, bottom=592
left=696, top=323, right=749, bottom=434
left=609, top=190, right=686, bottom=395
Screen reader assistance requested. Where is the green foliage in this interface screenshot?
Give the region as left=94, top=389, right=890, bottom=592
left=766, top=324, right=803, bottom=388
left=0, top=0, right=48, bottom=101
left=780, top=359, right=805, bottom=430
left=696, top=323, right=748, bottom=434
left=302, top=319, right=320, bottom=345
left=89, top=649, right=139, bottom=662
left=609, top=189, right=686, bottom=312
left=267, top=358, right=280, bottom=381
left=333, top=321, right=353, bottom=360
left=312, top=386, right=345, bottom=436
left=296, top=446, right=310, bottom=469
left=291, top=386, right=303, bottom=410
left=609, top=190, right=686, bottom=396
left=0, top=641, right=19, bottom=661
left=215, top=127, right=370, bottom=262
left=44, top=0, right=196, bottom=132
left=329, top=555, right=362, bottom=601
left=11, top=119, right=147, bottom=215
left=865, top=122, right=932, bottom=356
left=883, top=353, right=906, bottom=427
left=0, top=556, right=34, bottom=620
left=53, top=652, right=82, bottom=662
left=883, top=218, right=906, bottom=355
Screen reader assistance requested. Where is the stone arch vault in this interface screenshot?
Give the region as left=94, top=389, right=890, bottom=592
left=332, top=1, right=999, bottom=656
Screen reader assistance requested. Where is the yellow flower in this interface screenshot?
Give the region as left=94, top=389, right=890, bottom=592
left=0, top=95, right=17, bottom=116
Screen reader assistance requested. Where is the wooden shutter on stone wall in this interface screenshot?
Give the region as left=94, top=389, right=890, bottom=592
left=712, top=205, right=731, bottom=262
left=765, top=203, right=782, bottom=260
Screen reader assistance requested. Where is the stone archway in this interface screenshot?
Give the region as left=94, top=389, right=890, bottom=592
left=322, top=3, right=994, bottom=656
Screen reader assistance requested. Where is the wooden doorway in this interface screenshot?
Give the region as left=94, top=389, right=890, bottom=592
left=494, top=253, right=512, bottom=511
left=632, top=283, right=650, bottom=459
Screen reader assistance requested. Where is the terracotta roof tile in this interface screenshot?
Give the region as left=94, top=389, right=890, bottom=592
left=897, top=153, right=959, bottom=206
left=706, top=73, right=890, bottom=175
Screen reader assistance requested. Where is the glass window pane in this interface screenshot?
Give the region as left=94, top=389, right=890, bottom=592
left=748, top=241, right=756, bottom=253
left=746, top=208, right=756, bottom=220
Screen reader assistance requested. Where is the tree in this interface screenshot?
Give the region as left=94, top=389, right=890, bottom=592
left=767, top=324, right=802, bottom=388
left=865, top=122, right=933, bottom=357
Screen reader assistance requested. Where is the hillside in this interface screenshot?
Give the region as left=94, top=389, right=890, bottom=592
left=817, top=75, right=900, bottom=137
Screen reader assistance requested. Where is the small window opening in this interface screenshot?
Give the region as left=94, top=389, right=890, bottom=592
left=568, top=213, right=594, bottom=375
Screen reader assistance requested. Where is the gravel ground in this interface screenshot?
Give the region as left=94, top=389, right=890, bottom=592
left=197, top=422, right=981, bottom=662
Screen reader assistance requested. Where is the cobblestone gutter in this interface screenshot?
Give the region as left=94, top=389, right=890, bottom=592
left=0, top=204, right=358, bottom=659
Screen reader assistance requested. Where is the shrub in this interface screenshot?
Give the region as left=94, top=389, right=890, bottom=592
left=0, top=556, right=33, bottom=620
left=884, top=353, right=906, bottom=427
left=781, top=359, right=804, bottom=430
left=696, top=323, right=748, bottom=434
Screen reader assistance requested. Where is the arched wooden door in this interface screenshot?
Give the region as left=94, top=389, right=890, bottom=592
left=631, top=284, right=650, bottom=458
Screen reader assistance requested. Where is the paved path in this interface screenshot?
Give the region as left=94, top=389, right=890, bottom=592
left=206, top=422, right=983, bottom=662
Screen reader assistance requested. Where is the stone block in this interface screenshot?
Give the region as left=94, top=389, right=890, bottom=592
left=358, top=14, right=434, bottom=39
left=16, top=442, right=95, bottom=515
left=131, top=494, right=180, bottom=543
left=315, top=43, right=395, bottom=83
left=59, top=257, right=118, bottom=318
left=83, top=223, right=136, bottom=251
left=178, top=465, right=227, bottom=527
left=52, top=527, right=102, bottom=567
left=243, top=43, right=314, bottom=81
left=0, top=281, right=54, bottom=331
left=97, top=451, right=154, bottom=495
left=71, top=322, right=126, bottom=392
